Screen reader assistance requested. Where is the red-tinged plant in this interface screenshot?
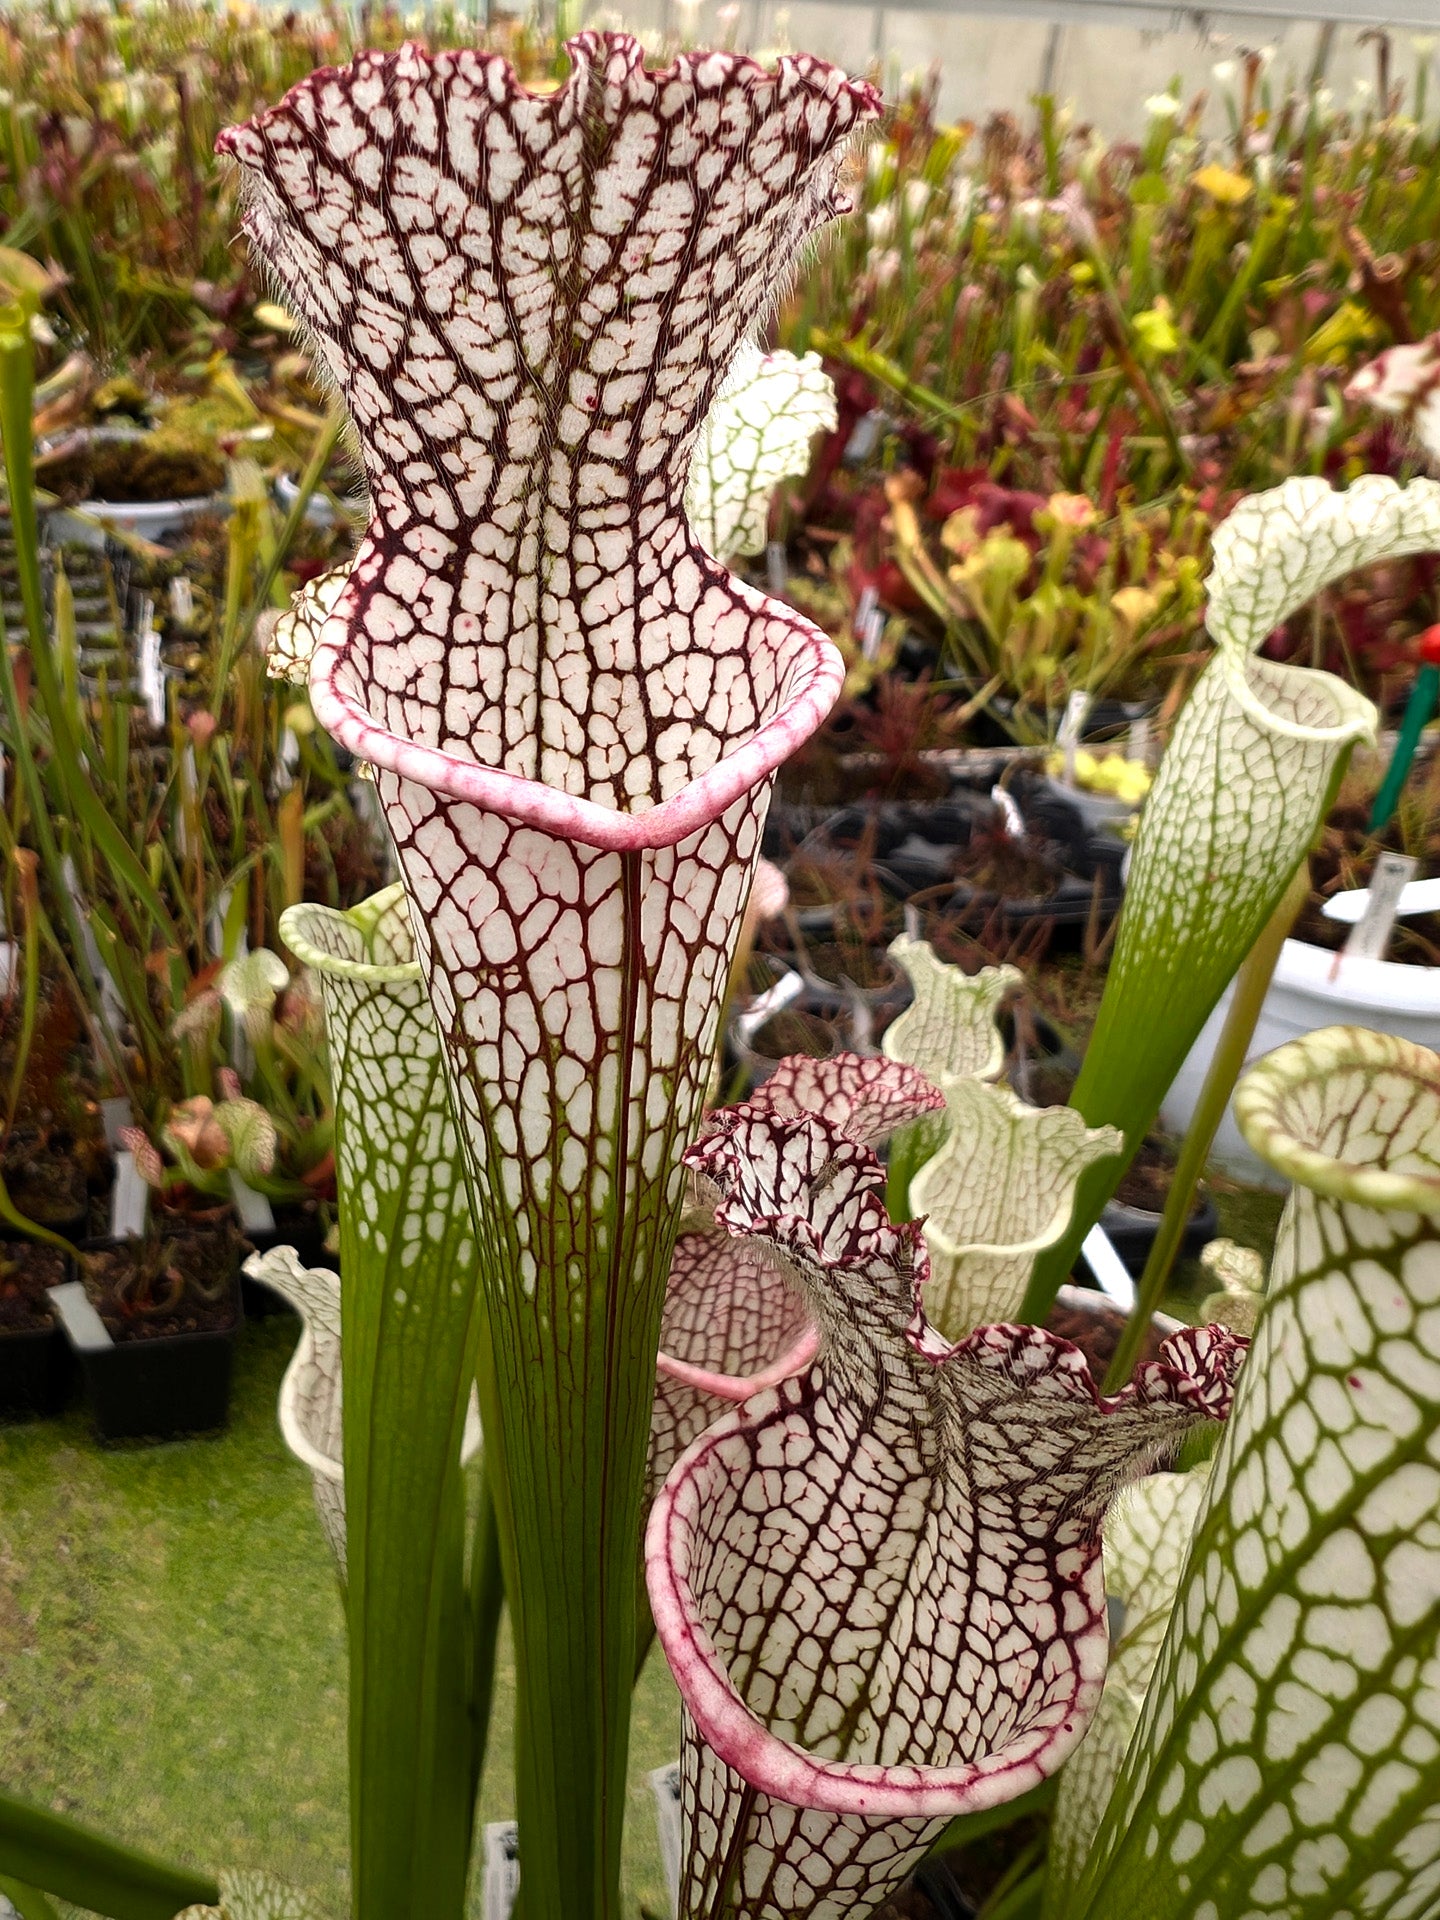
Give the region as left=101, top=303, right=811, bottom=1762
left=218, top=35, right=878, bottom=1920
left=647, top=1105, right=1244, bottom=1920
left=651, top=1051, right=945, bottom=1494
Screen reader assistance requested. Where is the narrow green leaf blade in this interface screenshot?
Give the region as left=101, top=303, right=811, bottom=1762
left=0, top=1786, right=217, bottom=1920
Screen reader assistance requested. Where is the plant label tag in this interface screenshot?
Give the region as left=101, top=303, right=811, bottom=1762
left=1129, top=713, right=1151, bottom=764
left=482, top=1821, right=520, bottom=1920
left=854, top=583, right=878, bottom=640
left=111, top=1151, right=150, bottom=1239
left=0, top=939, right=15, bottom=994
left=648, top=1762, right=683, bottom=1915
left=1080, top=1222, right=1136, bottom=1311
left=62, top=855, right=126, bottom=1044
left=177, top=744, right=199, bottom=861
left=1058, top=690, right=1091, bottom=783
left=272, top=726, right=301, bottom=796
left=135, top=594, right=164, bottom=728
left=169, top=575, right=194, bottom=624
left=766, top=540, right=787, bottom=595
left=100, top=1097, right=134, bottom=1149
left=229, top=1174, right=275, bottom=1235
left=733, top=967, right=805, bottom=1045
left=989, top=784, right=1025, bottom=840
left=861, top=606, right=887, bottom=662
left=49, top=1281, right=113, bottom=1354
left=1343, top=852, right=1418, bottom=962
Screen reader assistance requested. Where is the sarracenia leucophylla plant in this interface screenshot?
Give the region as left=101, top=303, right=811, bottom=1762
left=273, top=886, right=495, bottom=1920
left=218, top=36, right=878, bottom=1920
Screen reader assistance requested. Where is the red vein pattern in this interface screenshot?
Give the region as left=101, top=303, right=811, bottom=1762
left=652, top=1059, right=946, bottom=1496
left=218, top=40, right=877, bottom=1910
left=648, top=1109, right=1245, bottom=1920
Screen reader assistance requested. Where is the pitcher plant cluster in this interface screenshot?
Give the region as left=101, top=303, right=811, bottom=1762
left=4, top=31, right=1440, bottom=1920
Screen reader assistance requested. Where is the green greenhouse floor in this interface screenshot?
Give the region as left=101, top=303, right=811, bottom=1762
left=0, top=1318, right=679, bottom=1917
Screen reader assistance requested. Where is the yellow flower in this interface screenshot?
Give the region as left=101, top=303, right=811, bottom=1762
left=1194, top=164, right=1253, bottom=206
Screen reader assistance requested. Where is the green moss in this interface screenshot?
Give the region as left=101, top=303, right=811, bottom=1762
left=0, top=1320, right=677, bottom=1916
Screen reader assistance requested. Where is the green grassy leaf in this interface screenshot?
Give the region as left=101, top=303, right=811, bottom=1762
left=0, top=1789, right=217, bottom=1920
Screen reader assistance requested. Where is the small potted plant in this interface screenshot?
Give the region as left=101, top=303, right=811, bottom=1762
left=71, top=1211, right=246, bottom=1441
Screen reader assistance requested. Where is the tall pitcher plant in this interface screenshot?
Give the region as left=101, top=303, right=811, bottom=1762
left=218, top=36, right=879, bottom=1920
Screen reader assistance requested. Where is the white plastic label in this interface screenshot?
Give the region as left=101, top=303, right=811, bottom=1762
left=229, top=1173, right=275, bottom=1236
left=482, top=1822, right=520, bottom=1920
left=137, top=596, right=165, bottom=729
left=111, top=1150, right=150, bottom=1239
left=766, top=540, right=788, bottom=595
left=1059, top=690, right=1091, bottom=783
left=649, top=1761, right=683, bottom=1915
left=733, top=967, right=806, bottom=1045
left=1343, top=852, right=1418, bottom=962
left=1080, top=1223, right=1136, bottom=1311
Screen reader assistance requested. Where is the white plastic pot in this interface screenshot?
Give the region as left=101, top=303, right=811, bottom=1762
left=1161, top=937, right=1440, bottom=1186
left=47, top=494, right=227, bottom=549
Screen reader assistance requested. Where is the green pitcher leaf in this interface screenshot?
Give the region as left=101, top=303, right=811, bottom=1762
left=684, top=344, right=837, bottom=562
left=1025, top=476, right=1440, bottom=1315
left=279, top=886, right=485, bottom=1920
left=881, top=937, right=1018, bottom=1086
left=910, top=1077, right=1121, bottom=1338
left=1072, top=1026, right=1440, bottom=1920
left=881, top=937, right=1020, bottom=1216
left=221, top=40, right=879, bottom=1920
left=1044, top=1467, right=1210, bottom=1914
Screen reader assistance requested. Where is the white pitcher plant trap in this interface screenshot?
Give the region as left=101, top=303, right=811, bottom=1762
left=13, top=34, right=1440, bottom=1920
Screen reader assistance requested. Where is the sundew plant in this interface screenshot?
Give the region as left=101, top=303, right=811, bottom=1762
left=6, top=32, right=1440, bottom=1920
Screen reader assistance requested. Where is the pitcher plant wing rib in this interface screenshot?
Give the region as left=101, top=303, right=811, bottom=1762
left=220, top=37, right=879, bottom=1920
left=648, top=1107, right=1245, bottom=1920
left=1073, top=1028, right=1440, bottom=1920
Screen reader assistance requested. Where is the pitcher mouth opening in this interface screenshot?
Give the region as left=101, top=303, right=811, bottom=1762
left=309, top=629, right=844, bottom=853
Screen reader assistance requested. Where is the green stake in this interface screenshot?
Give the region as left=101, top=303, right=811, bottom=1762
left=1369, top=624, right=1440, bottom=833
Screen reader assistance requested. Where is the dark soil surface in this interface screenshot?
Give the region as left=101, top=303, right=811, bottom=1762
left=1113, top=1136, right=1207, bottom=1217
left=953, top=830, right=1062, bottom=900
left=37, top=432, right=225, bottom=503
left=1045, top=1289, right=1173, bottom=1372
left=83, top=1217, right=244, bottom=1342
left=747, top=1009, right=839, bottom=1063
left=2, top=1137, right=88, bottom=1234
left=801, top=941, right=903, bottom=991
left=0, top=1243, right=68, bottom=1333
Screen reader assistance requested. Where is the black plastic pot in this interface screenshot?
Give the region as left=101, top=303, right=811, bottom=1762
left=0, top=1320, right=74, bottom=1419
left=1100, top=1192, right=1220, bottom=1278
left=59, top=1232, right=244, bottom=1442
left=65, top=1287, right=242, bottom=1443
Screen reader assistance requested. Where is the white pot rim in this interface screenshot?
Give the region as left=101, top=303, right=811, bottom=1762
left=1273, top=936, right=1440, bottom=1018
